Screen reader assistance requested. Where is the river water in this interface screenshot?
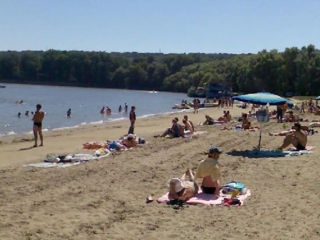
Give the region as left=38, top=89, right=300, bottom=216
left=0, top=83, right=190, bottom=137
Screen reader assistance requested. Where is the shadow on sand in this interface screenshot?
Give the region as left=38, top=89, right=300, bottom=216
left=19, top=146, right=36, bottom=151
left=226, top=150, right=287, bottom=158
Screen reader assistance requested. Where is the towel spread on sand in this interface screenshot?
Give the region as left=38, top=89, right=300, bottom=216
left=232, top=146, right=314, bottom=158
left=157, top=190, right=251, bottom=206
left=184, top=131, right=207, bottom=138
left=25, top=152, right=111, bottom=168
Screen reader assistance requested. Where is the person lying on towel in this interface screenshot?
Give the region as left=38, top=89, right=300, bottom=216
left=121, top=134, right=138, bottom=148
left=194, top=146, right=222, bottom=196
left=277, top=123, right=307, bottom=151
left=168, top=169, right=199, bottom=202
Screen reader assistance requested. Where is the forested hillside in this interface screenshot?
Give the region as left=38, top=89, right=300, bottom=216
left=0, top=45, right=319, bottom=95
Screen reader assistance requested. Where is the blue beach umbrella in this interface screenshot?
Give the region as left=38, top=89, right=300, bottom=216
left=233, top=92, right=293, bottom=106
left=233, top=92, right=293, bottom=151
left=316, top=96, right=320, bottom=100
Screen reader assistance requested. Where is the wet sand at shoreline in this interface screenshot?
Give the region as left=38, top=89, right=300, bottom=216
left=0, top=106, right=319, bottom=240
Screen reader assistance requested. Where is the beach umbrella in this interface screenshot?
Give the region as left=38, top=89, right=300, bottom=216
left=233, top=92, right=293, bottom=106
left=316, top=96, right=320, bottom=100
left=233, top=92, right=292, bottom=150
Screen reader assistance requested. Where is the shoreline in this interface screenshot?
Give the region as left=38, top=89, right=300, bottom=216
left=0, top=108, right=191, bottom=143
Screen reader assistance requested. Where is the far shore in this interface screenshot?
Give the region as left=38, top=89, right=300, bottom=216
left=0, top=80, right=186, bottom=94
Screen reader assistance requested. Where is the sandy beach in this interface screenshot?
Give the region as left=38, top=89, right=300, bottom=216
left=0, top=105, right=319, bottom=240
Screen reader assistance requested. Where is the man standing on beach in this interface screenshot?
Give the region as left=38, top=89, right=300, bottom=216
left=32, top=104, right=45, bottom=147
left=276, top=104, right=283, bottom=123
left=128, top=106, right=136, bottom=134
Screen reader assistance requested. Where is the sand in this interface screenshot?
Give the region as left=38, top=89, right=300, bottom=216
left=0, top=106, right=319, bottom=240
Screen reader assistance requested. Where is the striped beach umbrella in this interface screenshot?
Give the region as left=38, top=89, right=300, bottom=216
left=233, top=92, right=293, bottom=106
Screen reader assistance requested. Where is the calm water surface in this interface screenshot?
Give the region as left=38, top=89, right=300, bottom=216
left=0, top=83, right=190, bottom=137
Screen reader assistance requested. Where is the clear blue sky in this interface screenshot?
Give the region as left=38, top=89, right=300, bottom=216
left=0, top=0, right=319, bottom=53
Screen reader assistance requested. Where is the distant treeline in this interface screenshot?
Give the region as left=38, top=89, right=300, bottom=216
left=0, top=45, right=319, bottom=95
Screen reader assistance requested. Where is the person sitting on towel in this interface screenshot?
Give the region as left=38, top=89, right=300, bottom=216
left=242, top=113, right=251, bottom=130
left=285, top=111, right=297, bottom=122
left=277, top=123, right=307, bottom=151
left=168, top=169, right=199, bottom=202
left=183, top=115, right=194, bottom=132
left=183, top=119, right=194, bottom=134
left=156, top=118, right=184, bottom=138
left=203, top=115, right=215, bottom=125
left=194, top=146, right=222, bottom=196
left=218, top=111, right=228, bottom=122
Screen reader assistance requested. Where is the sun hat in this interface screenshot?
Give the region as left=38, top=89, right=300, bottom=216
left=209, top=146, right=222, bottom=154
left=127, top=134, right=135, bottom=139
left=168, top=178, right=184, bottom=193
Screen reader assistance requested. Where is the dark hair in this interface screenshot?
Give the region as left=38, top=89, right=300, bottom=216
left=174, top=117, right=179, bottom=122
left=36, top=104, right=42, bottom=110
left=294, top=122, right=301, bottom=130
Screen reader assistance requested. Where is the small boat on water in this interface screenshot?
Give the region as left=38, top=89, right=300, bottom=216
left=0, top=85, right=6, bottom=88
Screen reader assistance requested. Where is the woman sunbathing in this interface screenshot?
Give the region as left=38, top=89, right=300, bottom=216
left=155, top=118, right=184, bottom=138
left=242, top=113, right=251, bottom=129
left=269, top=124, right=312, bottom=136
left=121, top=134, right=138, bottom=148
left=203, top=115, right=215, bottom=125
left=218, top=111, right=228, bottom=122
left=284, top=111, right=298, bottom=122
left=168, top=169, right=199, bottom=202
left=276, top=123, right=307, bottom=151
left=183, top=119, right=194, bottom=133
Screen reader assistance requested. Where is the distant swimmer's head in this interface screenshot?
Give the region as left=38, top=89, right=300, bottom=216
left=36, top=104, right=42, bottom=110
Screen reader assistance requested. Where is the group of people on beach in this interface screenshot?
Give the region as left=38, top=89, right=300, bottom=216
left=300, top=99, right=319, bottom=114
left=21, top=95, right=316, bottom=207
left=23, top=102, right=136, bottom=148
left=165, top=103, right=315, bottom=203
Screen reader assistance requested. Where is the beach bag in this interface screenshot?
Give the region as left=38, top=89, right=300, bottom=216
left=223, top=181, right=247, bottom=195
left=108, top=141, right=119, bottom=150
left=138, top=137, right=145, bottom=144
left=256, top=109, right=269, bottom=122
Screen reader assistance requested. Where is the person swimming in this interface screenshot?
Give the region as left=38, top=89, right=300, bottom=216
left=67, top=108, right=72, bottom=118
